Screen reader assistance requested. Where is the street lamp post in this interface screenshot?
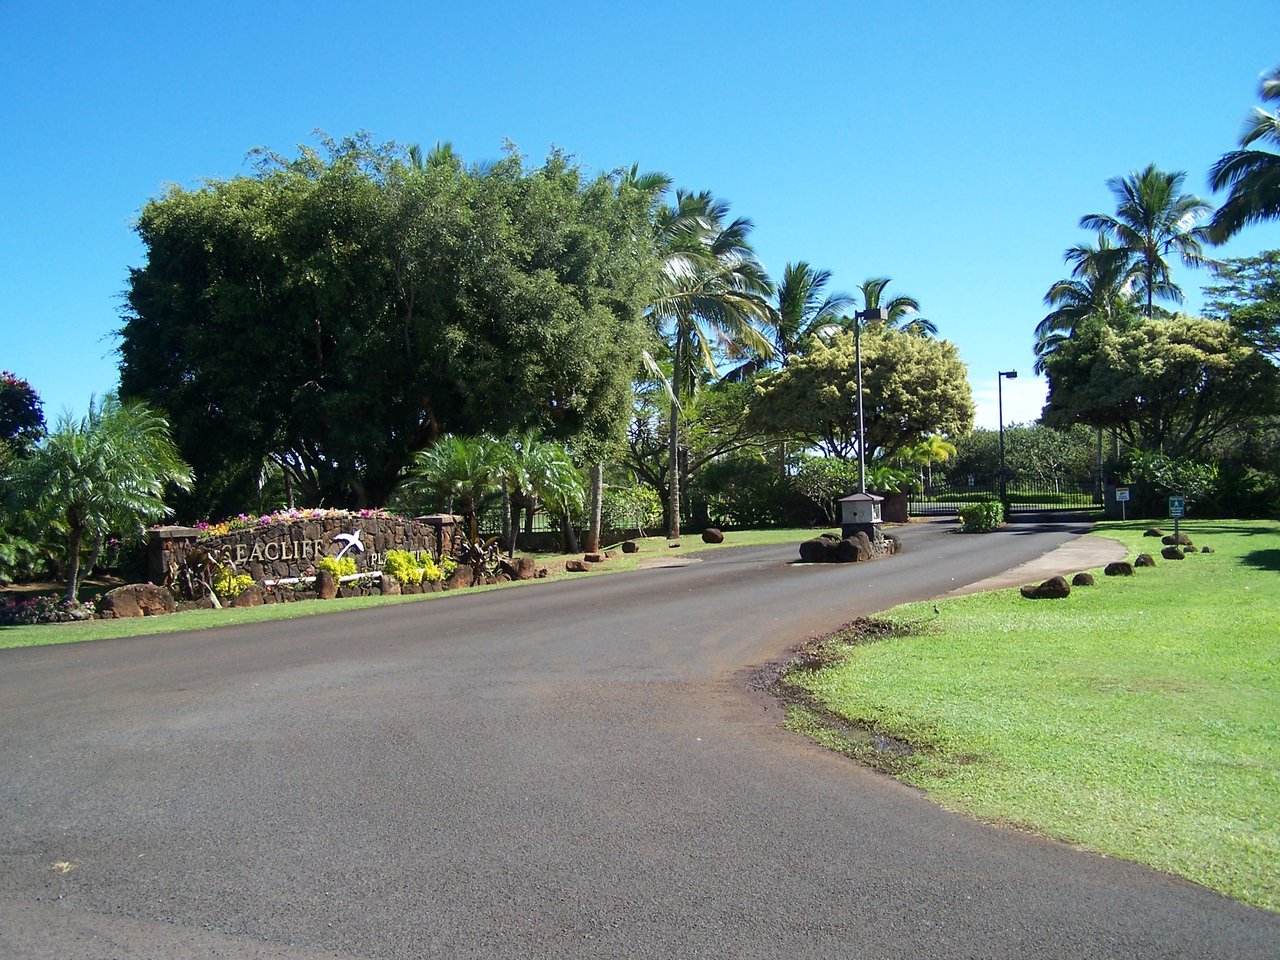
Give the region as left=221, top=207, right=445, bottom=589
left=997, top=370, right=1018, bottom=509
left=852, top=308, right=888, bottom=493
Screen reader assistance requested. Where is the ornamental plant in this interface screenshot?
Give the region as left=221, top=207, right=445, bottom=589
left=0, top=594, right=95, bottom=626
left=211, top=565, right=255, bottom=600
left=958, top=500, right=1004, bottom=533
left=384, top=550, right=452, bottom=584
left=317, top=555, right=357, bottom=578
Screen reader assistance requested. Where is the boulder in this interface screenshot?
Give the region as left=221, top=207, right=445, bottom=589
left=583, top=552, right=606, bottom=563
left=1071, top=572, right=1095, bottom=586
left=381, top=576, right=402, bottom=596
left=819, top=533, right=841, bottom=542
left=565, top=559, right=589, bottom=573
left=1020, top=575, right=1071, bottom=600
left=535, top=567, right=549, bottom=579
left=176, top=596, right=217, bottom=613
left=99, top=583, right=176, bottom=619
left=231, top=584, right=264, bottom=608
left=1134, top=553, right=1156, bottom=567
left=1143, top=528, right=1165, bottom=538
left=1104, top=561, right=1134, bottom=577
left=621, top=541, right=639, bottom=554
left=1161, top=533, right=1193, bottom=547
left=445, top=566, right=475, bottom=590
left=1201, top=546, right=1214, bottom=554
left=316, top=569, right=338, bottom=600
left=702, top=528, right=725, bottom=544
left=1161, top=546, right=1186, bottom=560
left=833, top=538, right=861, bottom=563
left=799, top=538, right=836, bottom=563
left=509, top=556, right=538, bottom=580
left=668, top=542, right=681, bottom=549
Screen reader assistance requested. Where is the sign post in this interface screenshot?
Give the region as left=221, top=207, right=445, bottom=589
left=1115, top=486, right=1130, bottom=521
left=1169, top=495, right=1185, bottom=543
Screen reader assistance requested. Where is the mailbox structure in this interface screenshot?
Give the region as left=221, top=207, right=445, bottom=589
left=839, top=492, right=884, bottom=542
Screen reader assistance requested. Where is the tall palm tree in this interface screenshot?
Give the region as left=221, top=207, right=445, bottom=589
left=10, top=395, right=191, bottom=600
left=1080, top=164, right=1213, bottom=316
left=853, top=277, right=936, bottom=336
left=648, top=191, right=775, bottom=538
left=768, top=261, right=853, bottom=364
left=1209, top=64, right=1280, bottom=243
left=1034, top=234, right=1141, bottom=373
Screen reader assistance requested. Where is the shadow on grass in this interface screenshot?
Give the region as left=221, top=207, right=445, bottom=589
left=1240, top=548, right=1280, bottom=573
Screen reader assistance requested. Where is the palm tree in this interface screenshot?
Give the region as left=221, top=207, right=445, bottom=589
left=648, top=191, right=775, bottom=538
left=851, top=277, right=936, bottom=336
left=1034, top=234, right=1141, bottom=373
left=401, top=434, right=502, bottom=521
left=1209, top=65, right=1280, bottom=243
left=1080, top=164, right=1213, bottom=316
left=10, top=395, right=191, bottom=600
left=768, top=262, right=853, bottom=364
left=494, top=430, right=583, bottom=555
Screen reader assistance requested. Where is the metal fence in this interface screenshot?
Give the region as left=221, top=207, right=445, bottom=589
left=909, top=478, right=1102, bottom=516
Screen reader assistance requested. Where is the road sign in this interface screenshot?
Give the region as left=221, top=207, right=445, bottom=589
left=1115, top=487, right=1130, bottom=502
left=1169, top=496, right=1185, bottom=518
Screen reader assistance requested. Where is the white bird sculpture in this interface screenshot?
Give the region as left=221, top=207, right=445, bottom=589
left=332, top=530, right=365, bottom=562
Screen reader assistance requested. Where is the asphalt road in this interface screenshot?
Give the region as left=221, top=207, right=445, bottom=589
left=1, top=519, right=1275, bottom=959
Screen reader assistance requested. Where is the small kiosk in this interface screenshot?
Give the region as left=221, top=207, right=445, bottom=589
left=839, top=492, right=884, bottom=542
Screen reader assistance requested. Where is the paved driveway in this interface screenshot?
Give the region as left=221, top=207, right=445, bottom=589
left=1, top=519, right=1274, bottom=958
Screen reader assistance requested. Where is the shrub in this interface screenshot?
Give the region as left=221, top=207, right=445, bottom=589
left=211, top=565, right=255, bottom=599
left=384, top=550, right=451, bottom=584
left=0, top=593, right=95, bottom=625
left=958, top=500, right=1004, bottom=533
left=317, top=555, right=357, bottom=579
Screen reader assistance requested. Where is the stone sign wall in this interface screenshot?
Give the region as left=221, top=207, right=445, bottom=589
left=150, top=512, right=462, bottom=591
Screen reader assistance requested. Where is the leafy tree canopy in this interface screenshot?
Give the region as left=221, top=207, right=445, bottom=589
left=747, top=327, right=974, bottom=463
left=1042, top=315, right=1280, bottom=458
left=119, top=134, right=657, bottom=516
left=1202, top=249, right=1280, bottom=361
left=0, top=371, right=45, bottom=455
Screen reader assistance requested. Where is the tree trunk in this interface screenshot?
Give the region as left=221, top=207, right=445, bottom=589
left=585, top=463, right=603, bottom=553
left=501, top=487, right=512, bottom=555
left=84, top=533, right=104, bottom=580
left=561, top=513, right=580, bottom=553
left=667, top=392, right=681, bottom=539
left=65, top=520, right=84, bottom=603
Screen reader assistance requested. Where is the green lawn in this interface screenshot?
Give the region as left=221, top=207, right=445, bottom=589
left=0, top=526, right=837, bottom=650
left=780, top=518, right=1280, bottom=911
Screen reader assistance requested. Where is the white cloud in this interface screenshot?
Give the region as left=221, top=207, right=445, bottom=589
left=971, top=373, right=1048, bottom=431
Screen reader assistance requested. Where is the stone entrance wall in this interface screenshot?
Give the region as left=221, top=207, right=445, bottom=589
left=150, top=512, right=462, bottom=589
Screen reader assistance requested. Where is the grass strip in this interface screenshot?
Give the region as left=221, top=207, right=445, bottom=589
left=778, top=518, right=1280, bottom=911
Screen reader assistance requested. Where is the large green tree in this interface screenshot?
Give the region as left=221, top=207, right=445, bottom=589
left=0, top=372, right=45, bottom=455
left=1041, top=315, right=1280, bottom=458
left=120, top=135, right=655, bottom=516
left=1079, top=164, right=1213, bottom=317
left=747, top=327, right=974, bottom=464
left=9, top=396, right=191, bottom=599
left=1209, top=65, right=1280, bottom=242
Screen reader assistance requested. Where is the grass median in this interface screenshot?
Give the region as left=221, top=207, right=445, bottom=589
left=778, top=518, right=1279, bottom=911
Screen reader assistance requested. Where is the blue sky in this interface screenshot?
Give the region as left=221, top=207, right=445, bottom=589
left=3, top=1, right=1278, bottom=432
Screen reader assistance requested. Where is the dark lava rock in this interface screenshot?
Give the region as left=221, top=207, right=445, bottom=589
left=583, top=552, right=606, bottom=563
left=702, top=527, right=725, bottom=544
left=1104, top=561, right=1134, bottom=577
left=1020, top=575, right=1071, bottom=600
left=381, top=576, right=402, bottom=596
left=833, top=538, right=861, bottom=563
left=176, top=596, right=217, bottom=613
left=231, top=584, right=264, bottom=608
left=1201, top=546, right=1214, bottom=554
left=819, top=533, right=841, bottom=542
left=535, top=567, right=549, bottom=579
left=315, top=569, right=338, bottom=600
left=1161, top=546, right=1186, bottom=560
left=668, top=542, right=681, bottom=549
left=99, top=583, right=176, bottom=619
left=622, top=541, right=639, bottom=554
left=799, top=538, right=836, bottom=563
left=1134, top=553, right=1156, bottom=567
left=1162, top=533, right=1194, bottom=547
left=1144, top=528, right=1165, bottom=538
left=1071, top=572, right=1095, bottom=586
left=565, top=559, right=589, bottom=573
